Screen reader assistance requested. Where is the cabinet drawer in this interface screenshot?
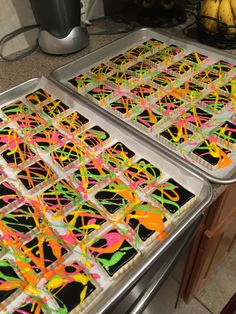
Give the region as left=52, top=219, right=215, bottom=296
left=205, top=183, right=236, bottom=230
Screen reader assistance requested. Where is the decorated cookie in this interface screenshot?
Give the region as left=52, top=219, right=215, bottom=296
left=200, top=92, right=230, bottom=112
left=158, top=124, right=193, bottom=147
left=29, top=126, right=65, bottom=152
left=64, top=201, right=107, bottom=241
left=124, top=202, right=167, bottom=244
left=78, top=125, right=110, bottom=149
left=42, top=99, right=70, bottom=119
left=191, top=139, right=232, bottom=170
left=101, top=142, right=135, bottom=169
left=58, top=111, right=89, bottom=135
left=50, top=141, right=86, bottom=170
left=151, top=178, right=195, bottom=214
left=123, top=158, right=161, bottom=189
left=68, top=73, right=93, bottom=91
left=73, top=159, right=113, bottom=191
left=89, top=228, right=139, bottom=277
left=182, top=107, right=213, bottom=129
left=21, top=228, right=68, bottom=273
left=1, top=141, right=36, bottom=169
left=108, top=96, right=138, bottom=117
left=0, top=260, right=26, bottom=304
left=17, top=160, right=56, bottom=192
left=94, top=179, right=139, bottom=216
left=1, top=100, right=29, bottom=119
left=25, top=89, right=51, bottom=105
left=40, top=179, right=81, bottom=214
left=213, top=120, right=236, bottom=149
left=46, top=261, right=97, bottom=313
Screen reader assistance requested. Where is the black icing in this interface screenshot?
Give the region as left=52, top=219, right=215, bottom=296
left=79, top=125, right=110, bottom=148
left=90, top=229, right=138, bottom=277
left=0, top=181, right=18, bottom=208
left=23, top=236, right=68, bottom=273
left=1, top=142, right=35, bottom=165
left=192, top=140, right=231, bottom=166
left=214, top=121, right=236, bottom=143
left=52, top=277, right=96, bottom=312
left=17, top=160, right=55, bottom=190
left=0, top=260, right=21, bottom=302
left=25, top=89, right=51, bottom=105
left=95, top=188, right=128, bottom=214
left=2, top=203, right=38, bottom=234
left=124, top=158, right=161, bottom=188
left=160, top=125, right=193, bottom=145
left=13, top=302, right=43, bottom=314
left=151, top=178, right=195, bottom=214
left=42, top=99, right=69, bottom=118
left=102, top=142, right=135, bottom=168
left=65, top=203, right=106, bottom=240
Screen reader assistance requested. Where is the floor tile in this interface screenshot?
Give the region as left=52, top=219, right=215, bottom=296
left=174, top=298, right=212, bottom=314
left=196, top=245, right=236, bottom=314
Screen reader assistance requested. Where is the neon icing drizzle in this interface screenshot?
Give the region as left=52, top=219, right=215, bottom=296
left=151, top=178, right=195, bottom=214
left=46, top=261, right=96, bottom=313
left=124, top=202, right=166, bottom=242
left=192, top=139, right=232, bottom=168
left=25, top=89, right=51, bottom=105
left=64, top=201, right=106, bottom=241
left=123, top=158, right=161, bottom=189
left=95, top=179, right=140, bottom=215
left=89, top=229, right=138, bottom=277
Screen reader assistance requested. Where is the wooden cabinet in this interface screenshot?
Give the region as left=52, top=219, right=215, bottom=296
left=179, top=183, right=236, bottom=302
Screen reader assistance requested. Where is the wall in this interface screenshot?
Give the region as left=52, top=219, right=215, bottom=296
left=0, top=0, right=36, bottom=57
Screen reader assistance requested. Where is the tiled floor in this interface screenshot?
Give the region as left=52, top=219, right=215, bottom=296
left=174, top=245, right=236, bottom=314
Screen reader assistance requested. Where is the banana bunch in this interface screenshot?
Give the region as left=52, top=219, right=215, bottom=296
left=199, top=0, right=236, bottom=34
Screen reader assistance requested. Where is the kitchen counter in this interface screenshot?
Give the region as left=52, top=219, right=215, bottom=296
left=0, top=16, right=234, bottom=200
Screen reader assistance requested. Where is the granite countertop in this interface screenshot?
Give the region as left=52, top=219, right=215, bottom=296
left=0, top=17, right=231, bottom=200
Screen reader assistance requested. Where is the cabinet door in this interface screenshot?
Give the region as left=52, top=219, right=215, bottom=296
left=205, top=183, right=236, bottom=230
left=181, top=210, right=236, bottom=302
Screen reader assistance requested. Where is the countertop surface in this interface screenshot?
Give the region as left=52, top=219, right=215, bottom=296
left=0, top=16, right=233, bottom=199
left=1, top=15, right=236, bottom=93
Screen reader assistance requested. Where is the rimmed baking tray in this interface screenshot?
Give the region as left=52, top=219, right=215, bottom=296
left=0, top=77, right=212, bottom=314
left=49, top=27, right=236, bottom=184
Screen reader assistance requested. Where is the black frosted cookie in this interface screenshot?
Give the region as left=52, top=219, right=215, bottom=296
left=89, top=228, right=138, bottom=277
left=25, top=89, right=51, bottom=105
left=151, top=178, right=195, bottom=214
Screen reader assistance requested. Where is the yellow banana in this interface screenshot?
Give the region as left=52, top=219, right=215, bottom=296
left=230, top=0, right=236, bottom=19
left=200, top=0, right=220, bottom=31
left=218, top=0, right=236, bottom=33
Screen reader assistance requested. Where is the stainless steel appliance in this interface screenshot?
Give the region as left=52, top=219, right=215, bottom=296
left=30, top=0, right=89, bottom=55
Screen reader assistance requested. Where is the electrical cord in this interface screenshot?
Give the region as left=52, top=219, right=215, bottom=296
left=0, top=24, right=39, bottom=62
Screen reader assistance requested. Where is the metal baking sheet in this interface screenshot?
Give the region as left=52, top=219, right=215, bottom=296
left=0, top=77, right=212, bottom=314
left=50, top=28, right=236, bottom=184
